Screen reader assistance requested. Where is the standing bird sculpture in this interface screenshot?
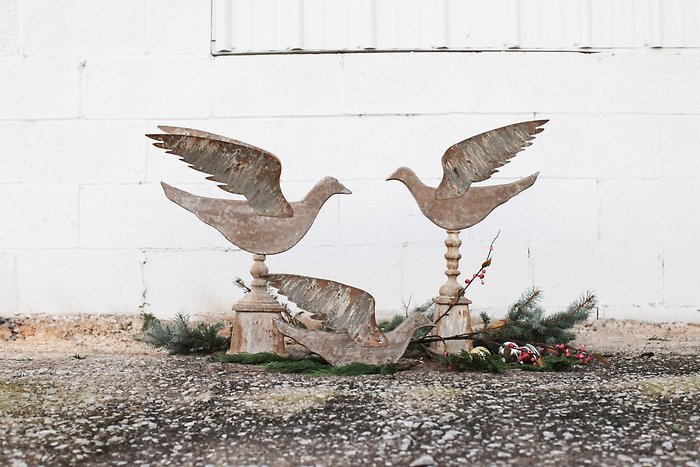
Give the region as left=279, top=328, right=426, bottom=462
left=386, top=120, right=548, bottom=353
left=147, top=126, right=352, bottom=355
left=267, top=274, right=433, bottom=366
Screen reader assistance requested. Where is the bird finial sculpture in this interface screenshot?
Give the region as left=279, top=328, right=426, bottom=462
left=386, top=120, right=546, bottom=231
left=267, top=274, right=433, bottom=366
left=386, top=120, right=547, bottom=354
left=147, top=127, right=352, bottom=355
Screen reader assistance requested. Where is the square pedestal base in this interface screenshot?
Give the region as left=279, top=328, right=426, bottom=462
left=228, top=310, right=286, bottom=355
left=431, top=297, right=473, bottom=355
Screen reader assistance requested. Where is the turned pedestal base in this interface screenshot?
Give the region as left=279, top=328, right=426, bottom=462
left=227, top=254, right=287, bottom=356
left=430, top=229, right=473, bottom=355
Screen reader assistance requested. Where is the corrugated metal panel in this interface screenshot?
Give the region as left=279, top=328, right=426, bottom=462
left=212, top=0, right=700, bottom=54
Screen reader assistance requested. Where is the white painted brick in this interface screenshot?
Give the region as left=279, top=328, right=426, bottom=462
left=22, top=0, right=146, bottom=56
left=0, top=0, right=19, bottom=56
left=80, top=184, right=217, bottom=249
left=0, top=58, right=80, bottom=119
left=0, top=186, right=78, bottom=248
left=472, top=52, right=599, bottom=113
left=659, top=115, right=700, bottom=179
left=339, top=180, right=443, bottom=246
left=16, top=249, right=144, bottom=314
left=531, top=241, right=663, bottom=309
left=84, top=58, right=210, bottom=119
left=400, top=241, right=533, bottom=312
left=600, top=180, right=700, bottom=243
left=599, top=180, right=663, bottom=242
left=533, top=116, right=667, bottom=180
left=213, top=55, right=342, bottom=117
left=0, top=250, right=16, bottom=312
left=148, top=0, right=211, bottom=55
left=143, top=249, right=249, bottom=319
left=22, top=121, right=147, bottom=184
left=663, top=243, right=700, bottom=306
left=146, top=119, right=278, bottom=185
left=661, top=181, right=700, bottom=242
left=599, top=52, right=700, bottom=113
left=0, top=122, right=21, bottom=182
left=276, top=116, right=408, bottom=181
left=470, top=178, right=598, bottom=243
left=343, top=53, right=471, bottom=114
left=266, top=245, right=403, bottom=315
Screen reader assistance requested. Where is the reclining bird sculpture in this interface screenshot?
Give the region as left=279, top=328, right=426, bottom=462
left=267, top=274, right=433, bottom=366
left=147, top=126, right=351, bottom=355
left=386, top=120, right=547, bottom=353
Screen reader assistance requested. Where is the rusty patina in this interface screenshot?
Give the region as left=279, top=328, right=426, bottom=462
left=148, top=127, right=351, bottom=356
left=161, top=177, right=349, bottom=255
left=148, top=126, right=293, bottom=218
left=274, top=315, right=432, bottom=367
left=436, top=120, right=547, bottom=199
left=267, top=274, right=433, bottom=366
left=386, top=169, right=538, bottom=231
left=267, top=274, right=386, bottom=347
left=386, top=120, right=547, bottom=354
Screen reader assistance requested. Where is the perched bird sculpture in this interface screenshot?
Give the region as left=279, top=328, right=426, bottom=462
left=147, top=126, right=351, bottom=355
left=267, top=274, right=433, bottom=366
left=386, top=120, right=548, bottom=354
left=386, top=120, right=547, bottom=231
left=148, top=126, right=351, bottom=254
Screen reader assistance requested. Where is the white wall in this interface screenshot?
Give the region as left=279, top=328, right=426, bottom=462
left=1, top=1, right=699, bottom=322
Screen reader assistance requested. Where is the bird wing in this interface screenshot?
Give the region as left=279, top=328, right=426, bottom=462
left=436, top=120, right=548, bottom=199
left=147, top=127, right=293, bottom=218
left=266, top=274, right=383, bottom=345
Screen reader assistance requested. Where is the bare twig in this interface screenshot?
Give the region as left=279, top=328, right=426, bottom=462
left=434, top=230, right=500, bottom=325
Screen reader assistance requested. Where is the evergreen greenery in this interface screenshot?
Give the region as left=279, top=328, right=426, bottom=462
left=438, top=351, right=580, bottom=373
left=215, top=351, right=399, bottom=376
left=438, top=351, right=509, bottom=373
left=140, top=312, right=229, bottom=355
left=519, top=355, right=576, bottom=372
left=378, top=299, right=434, bottom=333
left=215, top=352, right=293, bottom=364
left=480, top=288, right=597, bottom=345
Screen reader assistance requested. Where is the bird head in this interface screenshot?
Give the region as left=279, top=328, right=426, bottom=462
left=323, top=177, right=352, bottom=195
left=385, top=167, right=413, bottom=183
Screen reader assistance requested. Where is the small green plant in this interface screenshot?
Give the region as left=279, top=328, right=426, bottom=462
left=140, top=312, right=229, bottom=355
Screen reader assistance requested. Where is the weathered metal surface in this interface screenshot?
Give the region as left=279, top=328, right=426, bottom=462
left=273, top=313, right=433, bottom=367
left=266, top=274, right=386, bottom=347
left=147, top=127, right=293, bottom=218
left=230, top=309, right=287, bottom=355
left=387, top=121, right=546, bottom=354
left=161, top=178, right=350, bottom=255
left=435, top=120, right=547, bottom=199
left=386, top=170, right=538, bottom=231
left=431, top=301, right=473, bottom=355
left=149, top=127, right=352, bottom=356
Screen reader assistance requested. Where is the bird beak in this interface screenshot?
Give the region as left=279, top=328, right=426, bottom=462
left=339, top=184, right=352, bottom=195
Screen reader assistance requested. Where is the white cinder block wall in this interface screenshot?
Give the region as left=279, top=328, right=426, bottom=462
left=1, top=1, right=699, bottom=322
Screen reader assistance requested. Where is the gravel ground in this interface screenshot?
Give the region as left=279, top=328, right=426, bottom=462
left=1, top=352, right=698, bottom=466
